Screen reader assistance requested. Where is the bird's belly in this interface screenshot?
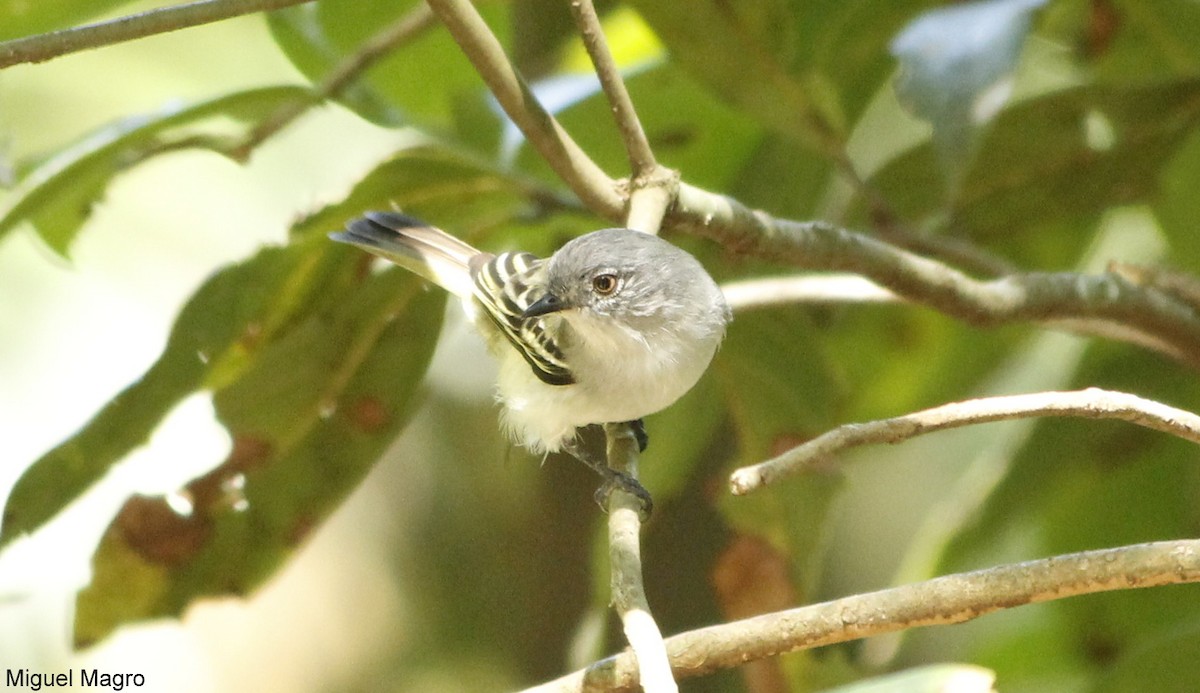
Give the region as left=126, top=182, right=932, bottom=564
left=494, top=336, right=715, bottom=453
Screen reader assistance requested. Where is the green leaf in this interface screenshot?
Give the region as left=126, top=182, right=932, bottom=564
left=1, top=241, right=325, bottom=548
left=1043, top=0, right=1200, bottom=84
left=821, top=664, right=995, bottom=693
left=640, top=371, right=722, bottom=499
left=891, top=0, right=1047, bottom=193
left=265, top=5, right=404, bottom=126
left=1093, top=625, right=1200, bottom=693
left=73, top=256, right=445, bottom=645
left=627, top=1, right=937, bottom=152
left=0, top=86, right=314, bottom=255
left=860, top=78, right=1200, bottom=246
left=4, top=139, right=554, bottom=642
left=713, top=306, right=847, bottom=598
left=287, top=145, right=547, bottom=249
left=1155, top=127, right=1200, bottom=268
left=514, top=61, right=764, bottom=194
left=268, top=0, right=509, bottom=131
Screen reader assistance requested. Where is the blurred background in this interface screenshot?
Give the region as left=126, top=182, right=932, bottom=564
left=3, top=1, right=1200, bottom=691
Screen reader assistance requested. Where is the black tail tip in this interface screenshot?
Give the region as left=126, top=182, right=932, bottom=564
left=331, top=211, right=430, bottom=247
left=362, top=210, right=429, bottom=230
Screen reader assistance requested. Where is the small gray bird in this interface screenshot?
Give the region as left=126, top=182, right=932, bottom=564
left=330, top=212, right=730, bottom=510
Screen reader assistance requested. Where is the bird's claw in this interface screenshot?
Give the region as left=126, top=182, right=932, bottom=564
left=594, top=469, right=653, bottom=521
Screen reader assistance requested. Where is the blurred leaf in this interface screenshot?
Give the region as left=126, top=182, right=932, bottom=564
left=628, top=1, right=938, bottom=153
left=1154, top=127, right=1200, bottom=268
left=859, top=78, right=1200, bottom=247
left=1042, top=0, right=1200, bottom=83
left=715, top=307, right=846, bottom=459
left=1092, top=625, right=1200, bottom=693
left=1, top=241, right=324, bottom=548
left=264, top=6, right=404, bottom=126
left=288, top=144, right=541, bottom=242
left=0, top=0, right=136, bottom=41
left=713, top=306, right=847, bottom=597
left=822, top=664, right=995, bottom=693
left=640, top=371, right=722, bottom=498
left=268, top=0, right=508, bottom=132
left=74, top=252, right=445, bottom=645
left=514, top=61, right=763, bottom=196
left=0, top=86, right=313, bottom=255
left=891, top=0, right=1047, bottom=194
left=727, top=133, right=837, bottom=221
left=4, top=140, right=555, bottom=641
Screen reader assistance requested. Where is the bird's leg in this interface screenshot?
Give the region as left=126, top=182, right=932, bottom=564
left=562, top=437, right=653, bottom=519
left=625, top=418, right=649, bottom=452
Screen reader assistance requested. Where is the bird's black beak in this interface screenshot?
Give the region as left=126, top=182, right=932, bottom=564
left=522, top=292, right=567, bottom=319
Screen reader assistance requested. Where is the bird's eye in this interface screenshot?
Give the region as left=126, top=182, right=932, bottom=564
left=591, top=273, right=619, bottom=296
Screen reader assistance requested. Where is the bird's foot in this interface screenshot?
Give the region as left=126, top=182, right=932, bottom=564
left=593, top=468, right=653, bottom=521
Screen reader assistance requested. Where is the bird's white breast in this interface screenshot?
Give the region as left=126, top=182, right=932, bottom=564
left=492, top=308, right=721, bottom=453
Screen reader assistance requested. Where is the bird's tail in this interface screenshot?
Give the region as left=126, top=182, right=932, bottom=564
left=330, top=211, right=482, bottom=299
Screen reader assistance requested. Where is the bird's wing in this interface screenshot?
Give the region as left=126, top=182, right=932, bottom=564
left=471, top=252, right=575, bottom=386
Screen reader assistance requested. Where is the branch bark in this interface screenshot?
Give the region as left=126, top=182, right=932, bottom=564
left=603, top=423, right=676, bottom=693
left=567, top=0, right=656, bottom=178
left=730, top=388, right=1200, bottom=495
left=521, top=539, right=1200, bottom=692
left=668, top=184, right=1200, bottom=368
left=423, top=0, right=623, bottom=219
left=0, top=0, right=314, bottom=69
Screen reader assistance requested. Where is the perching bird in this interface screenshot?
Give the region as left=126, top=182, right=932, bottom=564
left=330, top=212, right=730, bottom=512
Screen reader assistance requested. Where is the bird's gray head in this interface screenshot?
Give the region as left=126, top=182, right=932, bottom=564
left=522, top=229, right=730, bottom=337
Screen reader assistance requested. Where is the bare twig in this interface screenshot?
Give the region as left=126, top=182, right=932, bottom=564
left=521, top=539, right=1200, bottom=691
left=424, top=0, right=623, bottom=218
left=567, top=0, right=677, bottom=235
left=730, top=388, right=1200, bottom=495
left=0, top=0, right=314, bottom=69
left=567, top=0, right=656, bottom=178
left=603, top=423, right=676, bottom=693
left=721, top=274, right=900, bottom=312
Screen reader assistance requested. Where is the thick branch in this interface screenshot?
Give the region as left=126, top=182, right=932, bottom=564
left=424, top=0, right=623, bottom=218
left=731, top=388, right=1200, bottom=495
left=523, top=539, right=1200, bottom=692
left=0, top=0, right=314, bottom=69
left=668, top=184, right=1200, bottom=367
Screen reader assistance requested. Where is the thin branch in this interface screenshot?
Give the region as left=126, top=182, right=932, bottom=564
left=567, top=0, right=657, bottom=178
left=424, top=0, right=623, bottom=218
left=721, top=274, right=900, bottom=312
left=0, top=0, right=314, bottom=69
left=225, top=3, right=437, bottom=159
left=603, top=423, right=677, bottom=693
left=730, top=388, right=1200, bottom=495
left=521, top=539, right=1200, bottom=691
left=668, top=183, right=1200, bottom=368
